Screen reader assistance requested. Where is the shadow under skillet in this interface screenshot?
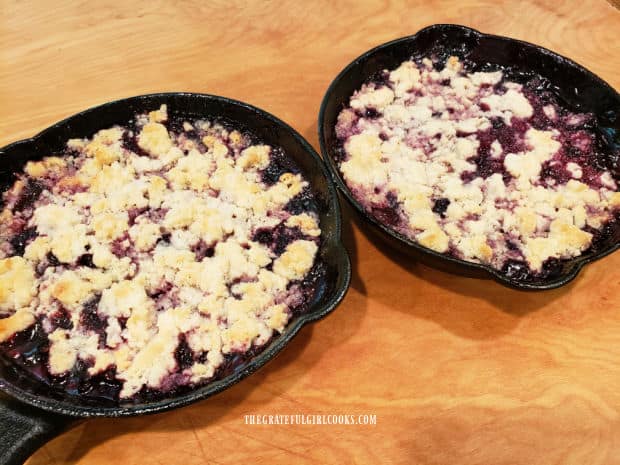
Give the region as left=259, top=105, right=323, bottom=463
left=340, top=201, right=575, bottom=340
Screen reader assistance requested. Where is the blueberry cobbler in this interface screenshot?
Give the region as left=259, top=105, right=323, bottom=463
left=0, top=105, right=322, bottom=401
left=335, top=56, right=620, bottom=279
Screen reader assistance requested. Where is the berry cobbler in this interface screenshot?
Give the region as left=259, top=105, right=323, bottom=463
left=335, top=56, right=620, bottom=279
left=0, top=105, right=322, bottom=401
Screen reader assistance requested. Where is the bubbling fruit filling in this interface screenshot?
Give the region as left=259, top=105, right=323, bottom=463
left=0, top=105, right=322, bottom=402
left=335, top=56, right=620, bottom=280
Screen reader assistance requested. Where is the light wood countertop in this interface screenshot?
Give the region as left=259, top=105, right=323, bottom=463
left=2, top=0, right=620, bottom=463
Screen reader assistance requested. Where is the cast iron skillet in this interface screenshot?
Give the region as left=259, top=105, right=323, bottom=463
left=319, top=24, right=620, bottom=291
left=0, top=93, right=351, bottom=465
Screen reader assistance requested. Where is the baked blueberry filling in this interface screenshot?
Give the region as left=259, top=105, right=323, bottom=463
left=0, top=105, right=323, bottom=402
left=336, top=56, right=620, bottom=279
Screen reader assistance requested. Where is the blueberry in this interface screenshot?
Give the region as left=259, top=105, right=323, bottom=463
left=253, top=224, right=304, bottom=255
left=432, top=198, right=450, bottom=217
left=261, top=148, right=296, bottom=185
left=541, top=257, right=564, bottom=279
left=191, top=240, right=214, bottom=261
left=261, top=159, right=286, bottom=185
left=13, top=180, right=44, bottom=212
left=77, top=254, right=96, bottom=268
left=364, top=108, right=380, bottom=119
left=122, top=130, right=150, bottom=157
left=253, top=228, right=273, bottom=245
left=9, top=227, right=37, bottom=256
left=505, top=240, right=519, bottom=251
left=46, top=252, right=61, bottom=266
left=491, top=117, right=504, bottom=130
left=502, top=260, right=531, bottom=281
left=273, top=226, right=303, bottom=255
left=80, top=295, right=106, bottom=339
left=284, top=189, right=317, bottom=215
left=50, top=308, right=73, bottom=330
left=174, top=336, right=194, bottom=370
left=1, top=321, right=49, bottom=369
left=81, top=367, right=122, bottom=401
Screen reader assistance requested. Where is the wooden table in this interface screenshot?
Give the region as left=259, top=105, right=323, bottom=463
left=2, top=0, right=620, bottom=463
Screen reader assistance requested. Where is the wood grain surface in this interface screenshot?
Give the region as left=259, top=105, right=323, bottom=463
left=2, top=0, right=620, bottom=463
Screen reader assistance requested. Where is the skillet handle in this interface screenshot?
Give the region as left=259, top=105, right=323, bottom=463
left=0, top=395, right=78, bottom=465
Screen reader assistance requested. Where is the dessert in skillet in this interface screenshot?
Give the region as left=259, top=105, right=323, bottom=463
left=335, top=56, right=620, bottom=279
left=0, top=105, right=322, bottom=401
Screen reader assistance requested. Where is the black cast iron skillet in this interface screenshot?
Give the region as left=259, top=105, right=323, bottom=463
left=0, top=93, right=351, bottom=465
left=319, top=24, right=620, bottom=291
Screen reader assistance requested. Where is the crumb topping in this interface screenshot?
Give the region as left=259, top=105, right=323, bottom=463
left=336, top=57, right=619, bottom=277
left=0, top=105, right=321, bottom=400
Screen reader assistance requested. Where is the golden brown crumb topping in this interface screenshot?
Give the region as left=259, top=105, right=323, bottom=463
left=0, top=105, right=321, bottom=399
